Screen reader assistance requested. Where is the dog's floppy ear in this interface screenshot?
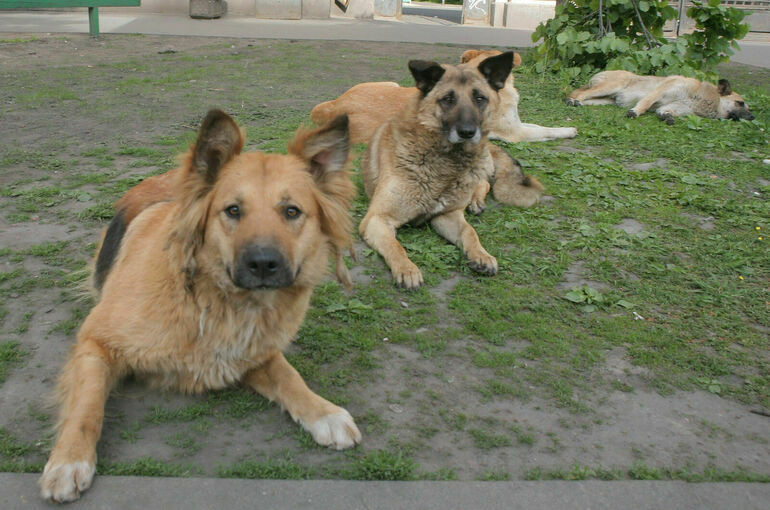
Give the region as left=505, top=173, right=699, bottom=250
left=191, top=109, right=244, bottom=187
left=409, top=60, right=446, bottom=96
left=717, top=79, right=732, bottom=96
left=288, top=115, right=356, bottom=289
left=478, top=51, right=514, bottom=91
left=288, top=114, right=350, bottom=179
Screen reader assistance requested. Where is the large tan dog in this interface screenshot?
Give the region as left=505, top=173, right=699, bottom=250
left=39, top=110, right=361, bottom=503
left=360, top=52, right=525, bottom=289
left=567, top=70, right=754, bottom=124
left=311, top=49, right=577, bottom=144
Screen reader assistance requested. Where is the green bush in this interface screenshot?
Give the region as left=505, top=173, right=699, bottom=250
left=529, top=0, right=749, bottom=82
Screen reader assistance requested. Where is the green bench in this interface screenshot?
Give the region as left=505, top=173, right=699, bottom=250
left=0, top=0, right=141, bottom=37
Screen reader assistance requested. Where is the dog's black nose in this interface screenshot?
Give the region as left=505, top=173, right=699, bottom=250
left=456, top=124, right=478, bottom=139
left=246, top=248, right=281, bottom=277
left=747, top=113, right=755, bottom=121
left=234, top=244, right=294, bottom=289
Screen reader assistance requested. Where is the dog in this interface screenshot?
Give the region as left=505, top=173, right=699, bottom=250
left=566, top=70, right=754, bottom=124
left=359, top=51, right=543, bottom=289
left=310, top=49, right=577, bottom=145
left=39, top=110, right=361, bottom=503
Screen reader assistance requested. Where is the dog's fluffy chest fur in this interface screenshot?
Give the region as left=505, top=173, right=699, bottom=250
left=394, top=131, right=493, bottom=223
left=138, top=293, right=304, bottom=393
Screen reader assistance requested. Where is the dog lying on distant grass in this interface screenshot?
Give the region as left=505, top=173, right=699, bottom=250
left=311, top=49, right=578, bottom=144
left=566, top=70, right=754, bottom=124
left=39, top=110, right=361, bottom=503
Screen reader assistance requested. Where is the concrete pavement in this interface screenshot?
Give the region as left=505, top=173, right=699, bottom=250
left=3, top=473, right=770, bottom=509
left=0, top=11, right=767, bottom=67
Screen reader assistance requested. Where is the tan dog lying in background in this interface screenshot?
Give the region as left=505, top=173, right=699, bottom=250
left=39, top=110, right=361, bottom=503
left=311, top=49, right=577, bottom=144
left=567, top=70, right=754, bottom=124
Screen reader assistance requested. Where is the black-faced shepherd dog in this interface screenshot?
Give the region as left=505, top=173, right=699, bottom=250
left=358, top=52, right=544, bottom=289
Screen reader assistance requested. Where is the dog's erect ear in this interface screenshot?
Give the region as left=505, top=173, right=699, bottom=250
left=408, top=60, right=446, bottom=96
left=191, top=109, right=244, bottom=185
left=717, top=79, right=732, bottom=96
left=171, top=110, right=243, bottom=292
left=289, top=114, right=350, bottom=179
left=478, top=51, right=514, bottom=91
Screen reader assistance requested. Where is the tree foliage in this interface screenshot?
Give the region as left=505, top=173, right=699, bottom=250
left=530, top=0, right=750, bottom=82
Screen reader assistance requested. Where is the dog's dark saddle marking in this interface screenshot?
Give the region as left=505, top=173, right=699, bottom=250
left=94, top=208, right=127, bottom=292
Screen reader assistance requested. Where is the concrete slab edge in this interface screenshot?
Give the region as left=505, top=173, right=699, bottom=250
left=2, top=473, right=769, bottom=510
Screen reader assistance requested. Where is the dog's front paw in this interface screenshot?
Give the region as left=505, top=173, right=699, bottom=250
left=565, top=98, right=581, bottom=107
left=392, top=261, right=424, bottom=289
left=626, top=110, right=638, bottom=118
left=468, top=252, right=498, bottom=276
left=305, top=409, right=362, bottom=450
left=564, top=127, right=578, bottom=138
left=466, top=197, right=486, bottom=215
left=39, top=460, right=95, bottom=503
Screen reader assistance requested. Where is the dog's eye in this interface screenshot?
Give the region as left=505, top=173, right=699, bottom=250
left=224, top=205, right=241, bottom=219
left=737, top=101, right=745, bottom=107
left=284, top=206, right=301, bottom=220
left=475, top=95, right=488, bottom=106
left=440, top=93, right=455, bottom=106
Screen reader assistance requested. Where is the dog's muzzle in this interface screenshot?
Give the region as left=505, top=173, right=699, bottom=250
left=232, top=244, right=294, bottom=290
left=448, top=124, right=481, bottom=145
left=729, top=110, right=754, bottom=121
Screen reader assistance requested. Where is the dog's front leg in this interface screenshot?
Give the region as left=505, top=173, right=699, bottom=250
left=359, top=212, right=423, bottom=289
left=431, top=209, right=498, bottom=275
left=628, top=84, right=670, bottom=118
left=467, top=180, right=491, bottom=215
left=39, top=339, right=116, bottom=503
left=244, top=352, right=361, bottom=450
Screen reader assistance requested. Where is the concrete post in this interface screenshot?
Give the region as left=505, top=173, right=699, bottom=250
left=503, top=0, right=555, bottom=30
left=255, top=0, right=301, bottom=19
left=462, top=0, right=491, bottom=25
left=490, top=0, right=506, bottom=27
left=303, top=0, right=331, bottom=18
left=332, top=0, right=374, bottom=19
left=375, top=0, right=401, bottom=19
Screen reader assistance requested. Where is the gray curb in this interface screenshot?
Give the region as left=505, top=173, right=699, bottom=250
left=4, top=473, right=770, bottom=510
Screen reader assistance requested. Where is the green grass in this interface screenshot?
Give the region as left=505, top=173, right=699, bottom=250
left=217, top=455, right=314, bottom=479
left=342, top=449, right=417, bottom=480
left=525, top=463, right=770, bottom=482
left=0, top=342, right=26, bottom=384
left=98, top=457, right=200, bottom=477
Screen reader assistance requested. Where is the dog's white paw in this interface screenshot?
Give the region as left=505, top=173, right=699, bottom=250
left=305, top=409, right=362, bottom=450
left=39, top=460, right=95, bottom=503
left=563, top=127, right=578, bottom=138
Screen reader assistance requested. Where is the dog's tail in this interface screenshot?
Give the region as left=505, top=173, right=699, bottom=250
left=310, top=100, right=339, bottom=126
left=489, top=145, right=545, bottom=208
